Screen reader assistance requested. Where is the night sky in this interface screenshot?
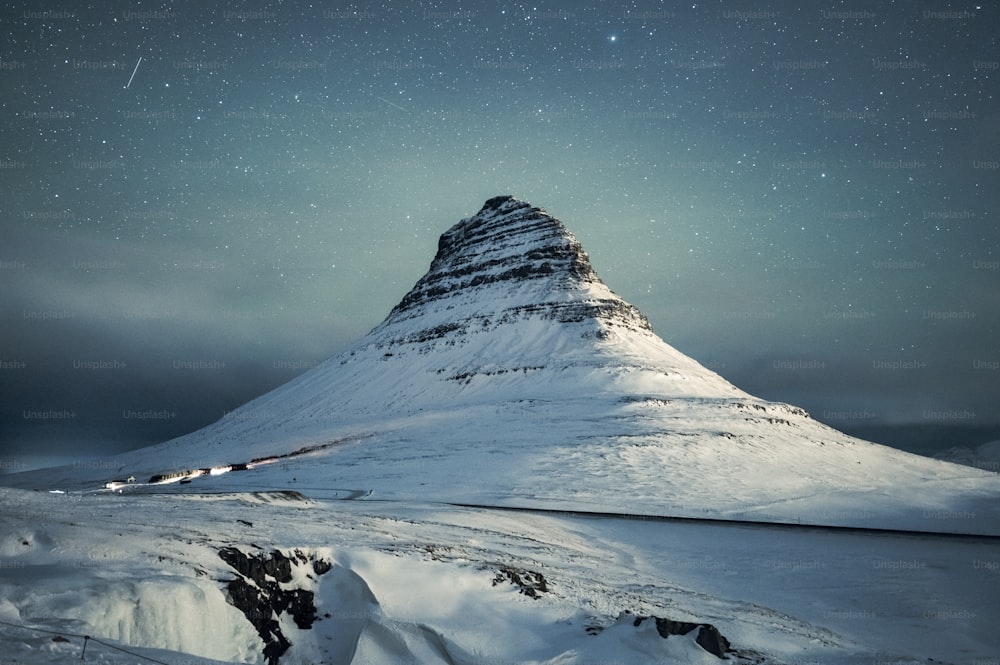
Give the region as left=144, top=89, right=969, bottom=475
left=2, top=1, right=998, bottom=470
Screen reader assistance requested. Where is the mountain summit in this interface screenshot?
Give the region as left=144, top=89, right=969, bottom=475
left=347, top=194, right=744, bottom=411
left=6, top=196, right=999, bottom=533
left=384, top=194, right=650, bottom=334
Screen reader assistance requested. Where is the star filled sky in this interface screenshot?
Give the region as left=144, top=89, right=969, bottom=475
left=2, top=0, right=998, bottom=468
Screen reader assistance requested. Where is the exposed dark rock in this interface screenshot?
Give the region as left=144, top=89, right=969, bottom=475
left=629, top=611, right=731, bottom=659
left=380, top=196, right=652, bottom=337
left=218, top=547, right=332, bottom=665
left=694, top=623, right=733, bottom=659
left=492, top=565, right=549, bottom=598
left=225, top=575, right=290, bottom=665
left=219, top=545, right=292, bottom=585
left=481, top=194, right=514, bottom=212
left=312, top=557, right=333, bottom=576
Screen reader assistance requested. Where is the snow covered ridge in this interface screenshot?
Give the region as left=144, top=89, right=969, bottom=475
left=379, top=194, right=653, bottom=341
left=386, top=195, right=646, bottom=326
left=3, top=196, right=1000, bottom=537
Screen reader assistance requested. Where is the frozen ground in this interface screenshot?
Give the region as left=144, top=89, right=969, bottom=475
left=1, top=485, right=997, bottom=664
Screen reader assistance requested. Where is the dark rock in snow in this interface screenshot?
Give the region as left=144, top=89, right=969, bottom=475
left=693, top=623, right=733, bottom=659
left=312, top=557, right=333, bottom=576
left=630, top=612, right=731, bottom=659
left=492, top=564, right=549, bottom=598
left=219, top=545, right=293, bottom=585
left=382, top=194, right=653, bottom=338
left=225, top=575, right=290, bottom=665
left=218, top=547, right=332, bottom=665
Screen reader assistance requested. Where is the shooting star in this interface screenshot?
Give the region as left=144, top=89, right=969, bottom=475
left=125, top=57, right=142, bottom=89
left=375, top=96, right=409, bottom=113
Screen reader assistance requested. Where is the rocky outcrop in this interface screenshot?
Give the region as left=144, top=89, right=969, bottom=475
left=629, top=612, right=731, bottom=659
left=218, top=547, right=332, bottom=665
left=491, top=564, right=549, bottom=598
left=377, top=195, right=653, bottom=343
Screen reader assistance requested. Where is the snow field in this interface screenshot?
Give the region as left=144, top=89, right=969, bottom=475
left=2, top=487, right=996, bottom=664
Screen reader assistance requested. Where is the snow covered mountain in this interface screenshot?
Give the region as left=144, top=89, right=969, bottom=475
left=3, top=196, right=998, bottom=665
left=5, top=195, right=999, bottom=534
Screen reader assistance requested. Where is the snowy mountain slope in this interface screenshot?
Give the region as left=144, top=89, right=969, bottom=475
left=4, top=195, right=999, bottom=534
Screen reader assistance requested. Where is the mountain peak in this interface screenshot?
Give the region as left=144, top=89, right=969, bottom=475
left=6, top=197, right=999, bottom=539
left=434, top=194, right=596, bottom=281
left=383, top=196, right=651, bottom=338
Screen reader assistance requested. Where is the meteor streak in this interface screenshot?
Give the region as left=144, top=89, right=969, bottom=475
left=125, top=57, right=142, bottom=89
left=375, top=96, right=409, bottom=112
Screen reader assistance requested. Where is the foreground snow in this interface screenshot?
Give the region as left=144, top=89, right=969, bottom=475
left=1, top=486, right=996, bottom=664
